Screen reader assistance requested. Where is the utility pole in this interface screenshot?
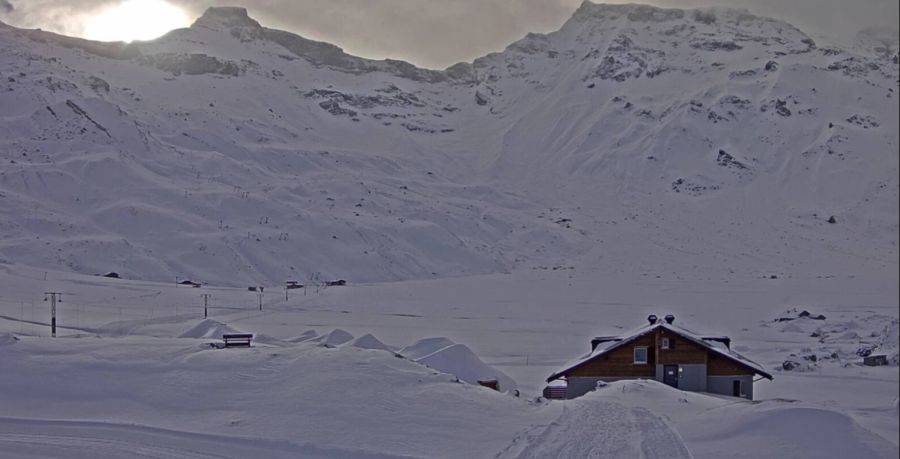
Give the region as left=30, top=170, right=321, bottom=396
left=201, top=293, right=211, bottom=318
left=44, top=292, right=62, bottom=337
left=258, top=286, right=264, bottom=311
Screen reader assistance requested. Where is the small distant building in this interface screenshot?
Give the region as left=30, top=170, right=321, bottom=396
left=863, top=355, right=888, bottom=366
left=285, top=280, right=303, bottom=290
left=546, top=314, right=773, bottom=400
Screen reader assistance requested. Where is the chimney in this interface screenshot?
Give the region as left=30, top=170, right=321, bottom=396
left=647, top=314, right=658, bottom=325
left=664, top=314, right=675, bottom=324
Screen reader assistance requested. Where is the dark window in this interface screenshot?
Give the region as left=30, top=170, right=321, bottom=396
left=634, top=347, right=648, bottom=364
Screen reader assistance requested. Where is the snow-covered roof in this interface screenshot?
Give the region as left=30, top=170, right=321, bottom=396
left=548, top=321, right=772, bottom=382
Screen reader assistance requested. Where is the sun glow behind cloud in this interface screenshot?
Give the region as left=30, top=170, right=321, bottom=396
left=83, top=0, right=189, bottom=42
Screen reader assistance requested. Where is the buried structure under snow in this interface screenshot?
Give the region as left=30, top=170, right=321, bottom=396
left=547, top=314, right=773, bottom=400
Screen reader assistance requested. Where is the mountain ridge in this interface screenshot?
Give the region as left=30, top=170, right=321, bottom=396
left=0, top=2, right=896, bottom=286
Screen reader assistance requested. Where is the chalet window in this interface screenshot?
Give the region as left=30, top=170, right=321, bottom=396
left=634, top=347, right=649, bottom=365
left=661, top=337, right=670, bottom=349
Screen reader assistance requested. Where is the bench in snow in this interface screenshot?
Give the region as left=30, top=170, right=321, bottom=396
left=222, top=334, right=253, bottom=348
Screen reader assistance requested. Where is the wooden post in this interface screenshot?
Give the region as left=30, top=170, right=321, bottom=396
left=201, top=293, right=210, bottom=318
left=44, top=292, right=61, bottom=337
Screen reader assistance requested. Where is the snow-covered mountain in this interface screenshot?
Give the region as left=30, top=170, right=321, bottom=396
left=0, top=2, right=897, bottom=286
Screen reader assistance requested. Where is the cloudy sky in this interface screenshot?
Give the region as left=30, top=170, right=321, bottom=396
left=1, top=0, right=897, bottom=69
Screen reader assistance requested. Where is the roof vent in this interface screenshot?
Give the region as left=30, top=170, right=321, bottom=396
left=664, top=314, right=675, bottom=324
left=647, top=314, right=659, bottom=325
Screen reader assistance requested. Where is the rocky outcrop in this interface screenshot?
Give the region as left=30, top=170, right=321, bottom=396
left=140, top=53, right=242, bottom=76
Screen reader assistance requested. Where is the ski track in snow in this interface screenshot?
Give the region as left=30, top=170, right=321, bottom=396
left=507, top=401, right=693, bottom=459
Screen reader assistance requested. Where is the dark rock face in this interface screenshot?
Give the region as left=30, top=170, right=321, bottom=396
left=140, top=53, right=241, bottom=76
left=774, top=99, right=792, bottom=117
left=305, top=88, right=425, bottom=110
left=444, top=62, right=475, bottom=82
left=845, top=114, right=880, bottom=128
left=192, top=7, right=262, bottom=30
left=671, top=178, right=720, bottom=196
left=717, top=150, right=748, bottom=170
left=798, top=310, right=826, bottom=320
left=318, top=100, right=357, bottom=118
left=475, top=91, right=490, bottom=106
left=690, top=40, right=742, bottom=52
left=87, top=76, right=110, bottom=93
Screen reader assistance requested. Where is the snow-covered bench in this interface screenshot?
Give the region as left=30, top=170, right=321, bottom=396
left=222, top=334, right=253, bottom=348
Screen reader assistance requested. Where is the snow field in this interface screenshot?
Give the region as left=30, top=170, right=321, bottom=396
left=0, top=265, right=897, bottom=457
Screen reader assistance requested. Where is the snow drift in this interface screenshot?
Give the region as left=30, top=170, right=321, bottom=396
left=415, top=342, right=517, bottom=391
left=178, top=319, right=242, bottom=339
left=350, top=333, right=394, bottom=352
left=316, top=329, right=355, bottom=348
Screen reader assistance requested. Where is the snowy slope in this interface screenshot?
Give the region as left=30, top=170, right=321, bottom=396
left=0, top=2, right=897, bottom=287
left=0, top=7, right=584, bottom=286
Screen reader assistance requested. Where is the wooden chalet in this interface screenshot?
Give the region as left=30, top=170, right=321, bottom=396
left=547, top=314, right=773, bottom=400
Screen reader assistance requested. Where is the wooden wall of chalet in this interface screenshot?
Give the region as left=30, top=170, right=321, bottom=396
left=563, top=328, right=757, bottom=379
left=707, top=351, right=754, bottom=376
left=655, top=329, right=707, bottom=365
left=567, top=334, right=656, bottom=378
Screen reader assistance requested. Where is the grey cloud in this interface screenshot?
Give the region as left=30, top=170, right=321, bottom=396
left=0, top=0, right=118, bottom=36
left=1, top=0, right=897, bottom=69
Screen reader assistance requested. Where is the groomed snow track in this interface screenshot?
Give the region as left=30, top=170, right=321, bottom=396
left=504, top=400, right=693, bottom=459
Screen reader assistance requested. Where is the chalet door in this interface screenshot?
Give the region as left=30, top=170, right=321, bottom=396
left=732, top=380, right=742, bottom=397
left=663, top=365, right=679, bottom=388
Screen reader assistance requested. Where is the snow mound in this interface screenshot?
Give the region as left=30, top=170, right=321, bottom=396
left=400, top=337, right=457, bottom=360
left=690, top=405, right=898, bottom=458
left=288, top=329, right=318, bottom=343
left=317, top=329, right=354, bottom=348
left=178, top=319, right=242, bottom=339
left=415, top=343, right=516, bottom=391
left=350, top=333, right=394, bottom=352
left=584, top=380, right=898, bottom=459
left=0, top=332, right=18, bottom=346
